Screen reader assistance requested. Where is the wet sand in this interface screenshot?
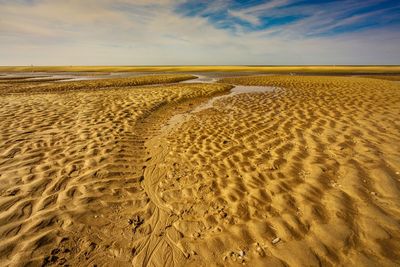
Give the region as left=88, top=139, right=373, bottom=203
left=0, top=74, right=399, bottom=266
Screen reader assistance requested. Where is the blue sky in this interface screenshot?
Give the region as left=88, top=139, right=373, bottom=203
left=0, top=0, right=399, bottom=65
left=176, top=0, right=400, bottom=35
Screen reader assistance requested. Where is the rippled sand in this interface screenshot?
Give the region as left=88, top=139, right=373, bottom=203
left=147, top=76, right=400, bottom=266
left=0, top=74, right=399, bottom=266
left=0, top=76, right=231, bottom=266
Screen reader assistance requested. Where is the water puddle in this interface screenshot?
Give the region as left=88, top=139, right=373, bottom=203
left=161, top=85, right=277, bottom=133
left=0, top=72, right=135, bottom=82
left=58, top=77, right=102, bottom=82
left=193, top=85, right=275, bottom=112
left=180, top=75, right=218, bottom=84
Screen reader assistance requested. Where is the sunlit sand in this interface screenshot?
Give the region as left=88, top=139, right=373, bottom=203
left=0, top=69, right=399, bottom=266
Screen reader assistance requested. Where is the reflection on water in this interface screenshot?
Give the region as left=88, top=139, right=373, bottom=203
left=180, top=75, right=218, bottom=83
left=0, top=72, right=149, bottom=82
left=0, top=72, right=276, bottom=84
left=58, top=77, right=102, bottom=82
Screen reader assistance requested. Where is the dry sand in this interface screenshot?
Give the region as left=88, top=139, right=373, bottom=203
left=0, top=74, right=399, bottom=266
left=145, top=76, right=400, bottom=266
left=0, top=76, right=231, bottom=266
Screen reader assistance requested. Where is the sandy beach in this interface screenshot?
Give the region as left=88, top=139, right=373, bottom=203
left=0, top=73, right=399, bottom=266
left=157, top=75, right=400, bottom=266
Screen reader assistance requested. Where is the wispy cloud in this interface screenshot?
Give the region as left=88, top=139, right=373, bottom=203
left=0, top=0, right=399, bottom=65
left=228, top=9, right=261, bottom=25
left=177, top=0, right=400, bottom=35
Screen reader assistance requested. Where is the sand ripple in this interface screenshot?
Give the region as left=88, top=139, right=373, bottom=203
left=1, top=75, right=399, bottom=266
left=147, top=76, right=400, bottom=266
left=0, top=81, right=231, bottom=266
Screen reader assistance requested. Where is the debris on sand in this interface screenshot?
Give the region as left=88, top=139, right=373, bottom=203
left=255, top=243, right=266, bottom=257
left=272, top=237, right=281, bottom=245
left=129, top=215, right=144, bottom=233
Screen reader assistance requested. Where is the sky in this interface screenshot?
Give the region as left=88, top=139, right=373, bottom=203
left=0, top=0, right=399, bottom=65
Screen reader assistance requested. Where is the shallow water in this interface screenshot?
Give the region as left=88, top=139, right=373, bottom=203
left=58, top=77, right=102, bottom=82
left=0, top=72, right=129, bottom=82
left=0, top=72, right=276, bottom=84
left=193, top=85, right=275, bottom=112
left=161, top=85, right=276, bottom=133
left=180, top=75, right=218, bottom=83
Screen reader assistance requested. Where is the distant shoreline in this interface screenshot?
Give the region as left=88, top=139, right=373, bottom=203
left=1, top=65, right=400, bottom=74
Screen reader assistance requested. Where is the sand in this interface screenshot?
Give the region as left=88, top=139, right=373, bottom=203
left=0, top=74, right=399, bottom=266
left=0, top=76, right=231, bottom=266
left=145, top=76, right=400, bottom=266
left=0, top=74, right=195, bottom=94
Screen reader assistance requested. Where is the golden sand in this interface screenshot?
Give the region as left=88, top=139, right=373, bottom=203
left=0, top=74, right=399, bottom=266
left=0, top=74, right=195, bottom=94
left=146, top=76, right=400, bottom=266
left=0, top=77, right=231, bottom=266
left=361, top=75, right=400, bottom=81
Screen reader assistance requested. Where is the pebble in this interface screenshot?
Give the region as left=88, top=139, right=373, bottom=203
left=238, top=250, right=245, bottom=257
left=272, top=237, right=281, bottom=244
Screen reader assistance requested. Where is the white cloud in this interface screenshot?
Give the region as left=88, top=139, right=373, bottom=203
left=0, top=0, right=399, bottom=65
left=242, top=0, right=290, bottom=13
left=228, top=9, right=260, bottom=25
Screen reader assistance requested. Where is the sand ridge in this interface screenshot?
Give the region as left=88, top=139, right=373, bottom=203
left=0, top=74, right=195, bottom=94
